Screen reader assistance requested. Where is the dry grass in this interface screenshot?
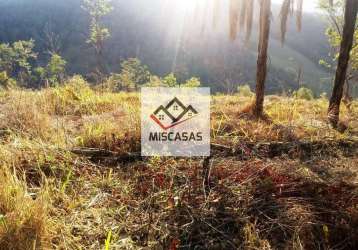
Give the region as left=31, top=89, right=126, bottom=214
left=0, top=167, right=50, bottom=249
left=0, top=80, right=357, bottom=249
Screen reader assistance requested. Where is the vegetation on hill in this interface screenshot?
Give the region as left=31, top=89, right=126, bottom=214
left=0, top=0, right=335, bottom=94
left=0, top=77, right=357, bottom=248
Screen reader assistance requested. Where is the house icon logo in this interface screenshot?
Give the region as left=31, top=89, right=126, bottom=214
left=150, top=97, right=198, bottom=130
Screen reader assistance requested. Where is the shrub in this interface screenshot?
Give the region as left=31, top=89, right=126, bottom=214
left=44, top=75, right=97, bottom=115
left=162, top=73, right=177, bottom=87
left=237, top=84, right=254, bottom=97
left=0, top=71, right=17, bottom=89
left=182, top=77, right=201, bottom=87
left=294, top=87, right=314, bottom=100
left=101, top=73, right=120, bottom=92
left=145, top=75, right=163, bottom=87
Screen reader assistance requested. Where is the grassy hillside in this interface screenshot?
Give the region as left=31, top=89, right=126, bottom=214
left=0, top=77, right=357, bottom=249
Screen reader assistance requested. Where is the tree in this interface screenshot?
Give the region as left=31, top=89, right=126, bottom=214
left=46, top=54, right=67, bottom=85
left=327, top=0, right=358, bottom=129
left=319, top=0, right=358, bottom=109
left=33, top=67, right=46, bottom=86
left=82, top=0, right=113, bottom=79
left=32, top=54, right=66, bottom=87
left=225, top=0, right=304, bottom=117
left=0, top=40, right=37, bottom=85
left=119, top=58, right=150, bottom=89
left=254, top=0, right=271, bottom=117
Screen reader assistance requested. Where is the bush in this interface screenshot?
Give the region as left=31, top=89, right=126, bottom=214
left=294, top=87, right=314, bottom=100
left=0, top=71, right=17, bottom=89
left=101, top=73, right=120, bottom=92
left=162, top=73, right=177, bottom=87
left=182, top=77, right=201, bottom=87
left=44, top=75, right=96, bottom=115
left=43, top=75, right=129, bottom=115
left=237, top=84, right=254, bottom=97
left=145, top=75, right=164, bottom=87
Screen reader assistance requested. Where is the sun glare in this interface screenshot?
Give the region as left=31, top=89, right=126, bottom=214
left=176, top=0, right=203, bottom=14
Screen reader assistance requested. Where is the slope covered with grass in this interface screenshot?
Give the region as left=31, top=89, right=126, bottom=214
left=0, top=77, right=357, bottom=249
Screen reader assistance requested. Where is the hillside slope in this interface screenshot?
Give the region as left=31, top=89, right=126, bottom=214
left=0, top=0, right=331, bottom=93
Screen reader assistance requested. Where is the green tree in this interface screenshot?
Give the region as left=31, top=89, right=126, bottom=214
left=319, top=0, right=357, bottom=68
left=0, top=44, right=15, bottom=75
left=0, top=40, right=37, bottom=85
left=101, top=58, right=150, bottom=91
left=118, top=71, right=135, bottom=91
left=33, top=67, right=46, bottom=86
left=319, top=0, right=358, bottom=107
left=118, top=58, right=150, bottom=89
left=82, top=0, right=113, bottom=79
left=327, top=0, right=358, bottom=129
left=46, top=53, right=66, bottom=85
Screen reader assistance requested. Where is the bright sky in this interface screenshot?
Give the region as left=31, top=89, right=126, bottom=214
left=272, top=0, right=320, bottom=13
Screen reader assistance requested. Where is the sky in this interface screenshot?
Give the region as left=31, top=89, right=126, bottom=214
left=272, top=0, right=320, bottom=13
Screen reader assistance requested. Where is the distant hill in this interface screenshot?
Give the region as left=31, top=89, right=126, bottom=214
left=0, top=0, right=333, bottom=94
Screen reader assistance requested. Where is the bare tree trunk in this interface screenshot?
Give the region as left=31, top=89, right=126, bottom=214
left=297, top=65, right=302, bottom=88
left=253, top=0, right=271, bottom=117
left=328, top=0, right=358, bottom=128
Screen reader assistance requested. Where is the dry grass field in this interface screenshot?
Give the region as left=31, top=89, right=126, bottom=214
left=0, top=77, right=357, bottom=249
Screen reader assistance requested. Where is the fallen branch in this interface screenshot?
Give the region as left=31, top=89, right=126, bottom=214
left=70, top=139, right=358, bottom=165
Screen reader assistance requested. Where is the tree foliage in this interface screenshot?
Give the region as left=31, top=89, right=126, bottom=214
left=294, top=87, right=314, bottom=100
left=0, top=40, right=37, bottom=83
left=162, top=73, right=177, bottom=87
left=319, top=0, right=358, bottom=72
left=46, top=54, right=67, bottom=85
left=103, top=58, right=150, bottom=91
left=119, top=58, right=150, bottom=89
left=82, top=0, right=113, bottom=76
left=327, top=0, right=358, bottom=130
left=182, top=77, right=201, bottom=87
left=0, top=71, right=16, bottom=89
left=237, top=84, right=254, bottom=97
